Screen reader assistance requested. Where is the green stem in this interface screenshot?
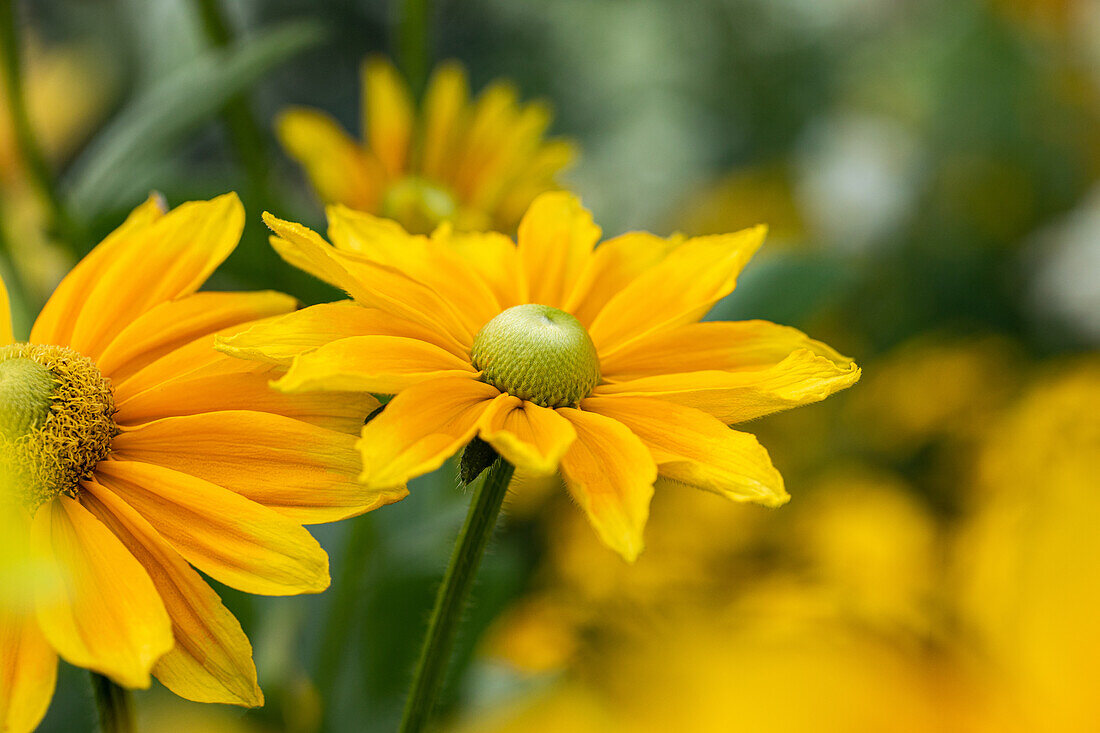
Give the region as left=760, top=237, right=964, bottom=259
left=396, top=0, right=431, bottom=96
left=399, top=459, right=515, bottom=733
left=90, top=673, right=135, bottom=733
left=0, top=0, right=78, bottom=245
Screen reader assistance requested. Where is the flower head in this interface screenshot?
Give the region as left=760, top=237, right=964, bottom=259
left=222, top=192, right=860, bottom=562
left=276, top=57, right=575, bottom=234
left=0, top=194, right=405, bottom=733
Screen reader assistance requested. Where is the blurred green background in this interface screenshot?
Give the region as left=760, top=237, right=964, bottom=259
left=3, top=0, right=1099, bottom=731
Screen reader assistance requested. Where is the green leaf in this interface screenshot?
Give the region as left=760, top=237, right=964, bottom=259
left=63, top=20, right=325, bottom=218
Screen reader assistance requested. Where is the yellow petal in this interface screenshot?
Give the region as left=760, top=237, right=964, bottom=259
left=96, top=291, right=297, bottom=381
left=581, top=396, right=788, bottom=507
left=327, top=205, right=503, bottom=333
left=112, top=334, right=260, bottom=407
left=468, top=101, right=553, bottom=213
left=65, top=194, right=245, bottom=360
left=516, top=192, right=601, bottom=309
left=477, top=395, right=577, bottom=475
left=31, top=495, right=173, bottom=688
left=276, top=107, right=384, bottom=210
left=264, top=213, right=474, bottom=347
left=116, top=368, right=380, bottom=434
left=434, top=227, right=527, bottom=308
left=357, top=377, right=500, bottom=489
left=274, top=335, right=476, bottom=394
left=420, top=61, right=469, bottom=180
left=564, top=231, right=682, bottom=327
left=111, top=411, right=405, bottom=525
left=0, top=607, right=57, bottom=733
left=0, top=276, right=12, bottom=345
left=362, top=56, right=414, bottom=178
left=93, top=461, right=329, bottom=596
left=556, top=408, right=656, bottom=562
left=600, top=319, right=854, bottom=381
left=80, top=481, right=263, bottom=707
left=593, top=348, right=862, bottom=424
left=588, top=225, right=767, bottom=356
left=31, top=194, right=165, bottom=347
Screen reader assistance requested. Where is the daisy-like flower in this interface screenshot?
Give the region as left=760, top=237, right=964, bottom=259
left=220, top=192, right=860, bottom=562
left=276, top=56, right=575, bottom=235
left=0, top=194, right=405, bottom=733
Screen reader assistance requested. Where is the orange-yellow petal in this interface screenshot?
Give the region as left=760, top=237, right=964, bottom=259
left=357, top=377, right=501, bottom=489
left=115, top=368, right=379, bottom=434
left=328, top=205, right=504, bottom=333
left=0, top=607, right=57, bottom=733
left=96, top=291, right=296, bottom=381
left=362, top=56, right=414, bottom=178
left=434, top=226, right=527, bottom=308
left=477, top=395, right=577, bottom=475
left=593, top=349, right=861, bottom=424
left=30, top=194, right=165, bottom=347
left=276, top=107, right=384, bottom=211
left=93, top=461, right=329, bottom=597
left=556, top=408, right=657, bottom=562
left=264, top=213, right=474, bottom=347
left=420, top=61, right=469, bottom=180
left=217, top=300, right=466, bottom=363
left=0, top=276, right=13, bottom=345
left=80, top=481, right=263, bottom=707
left=112, top=335, right=261, bottom=407
left=31, top=495, right=173, bottom=688
left=588, top=225, right=767, bottom=356
left=110, top=411, right=404, bottom=525
left=516, top=192, right=601, bottom=309
left=581, top=396, right=788, bottom=507
left=600, top=319, right=853, bottom=381
left=564, top=231, right=682, bottom=327
left=65, top=194, right=245, bottom=360
left=273, top=335, right=476, bottom=395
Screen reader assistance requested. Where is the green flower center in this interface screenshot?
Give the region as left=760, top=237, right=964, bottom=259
left=381, top=176, right=459, bottom=235
left=0, top=344, right=116, bottom=512
left=470, top=305, right=601, bottom=408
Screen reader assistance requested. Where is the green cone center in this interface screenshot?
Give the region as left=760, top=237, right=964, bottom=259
left=381, top=176, right=459, bottom=235
left=0, top=344, right=116, bottom=512
left=471, top=304, right=601, bottom=408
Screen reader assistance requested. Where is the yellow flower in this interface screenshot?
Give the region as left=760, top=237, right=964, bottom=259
left=276, top=57, right=575, bottom=235
left=0, top=194, right=405, bottom=733
left=221, top=192, right=860, bottom=561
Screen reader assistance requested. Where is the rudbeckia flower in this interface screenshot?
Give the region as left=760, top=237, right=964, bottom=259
left=220, top=192, right=860, bottom=562
left=0, top=194, right=404, bottom=733
left=276, top=56, right=575, bottom=235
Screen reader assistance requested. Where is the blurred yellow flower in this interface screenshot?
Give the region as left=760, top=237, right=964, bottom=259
left=221, top=192, right=859, bottom=561
left=277, top=56, right=575, bottom=235
left=0, top=194, right=405, bottom=733
left=955, top=358, right=1100, bottom=733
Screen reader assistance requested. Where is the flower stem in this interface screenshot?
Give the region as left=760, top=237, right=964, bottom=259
left=396, top=0, right=431, bottom=96
left=90, top=673, right=135, bottom=733
left=398, top=458, right=515, bottom=733
left=0, top=0, right=79, bottom=245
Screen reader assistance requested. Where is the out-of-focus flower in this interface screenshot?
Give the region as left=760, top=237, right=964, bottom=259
left=0, top=39, right=111, bottom=186
left=0, top=39, right=115, bottom=305
left=222, top=192, right=859, bottom=561
left=677, top=164, right=806, bottom=246
left=847, top=335, right=1021, bottom=456
left=955, top=358, right=1100, bottom=733
left=0, top=194, right=405, bottom=733
left=276, top=57, right=575, bottom=234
